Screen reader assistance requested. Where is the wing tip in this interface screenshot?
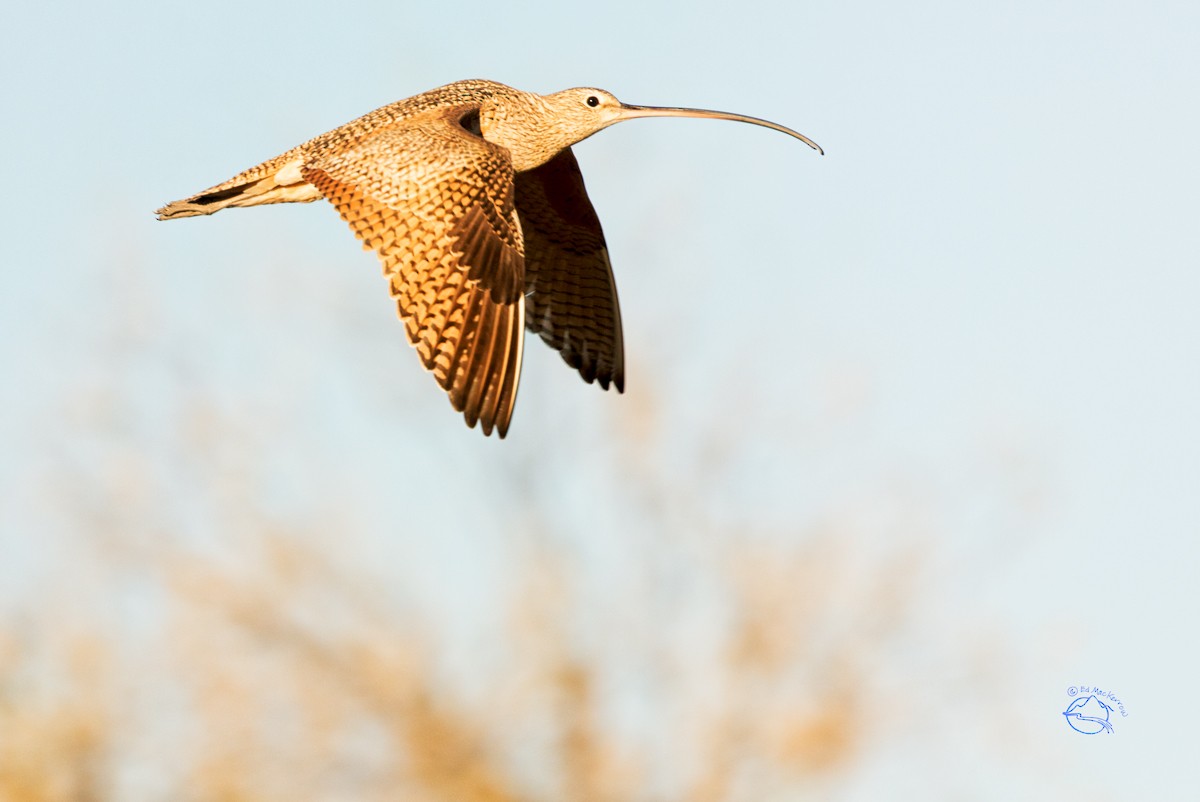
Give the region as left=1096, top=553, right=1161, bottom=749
left=462, top=412, right=510, bottom=439
left=585, top=366, right=625, bottom=394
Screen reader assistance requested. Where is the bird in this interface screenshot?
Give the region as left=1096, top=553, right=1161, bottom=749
left=156, top=80, right=822, bottom=438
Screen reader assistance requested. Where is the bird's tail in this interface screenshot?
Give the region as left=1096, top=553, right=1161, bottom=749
left=155, top=149, right=321, bottom=220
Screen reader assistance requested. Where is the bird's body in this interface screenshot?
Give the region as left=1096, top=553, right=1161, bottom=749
left=157, top=80, right=820, bottom=437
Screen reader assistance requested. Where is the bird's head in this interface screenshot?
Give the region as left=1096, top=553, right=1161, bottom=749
left=489, top=86, right=823, bottom=172
left=541, top=87, right=630, bottom=136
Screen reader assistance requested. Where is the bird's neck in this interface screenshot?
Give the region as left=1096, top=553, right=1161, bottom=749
left=481, top=98, right=579, bottom=173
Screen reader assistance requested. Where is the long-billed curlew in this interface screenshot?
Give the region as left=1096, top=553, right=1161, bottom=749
left=157, top=80, right=821, bottom=437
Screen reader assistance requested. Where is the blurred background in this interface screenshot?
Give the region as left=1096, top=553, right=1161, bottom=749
left=2, top=0, right=1197, bottom=799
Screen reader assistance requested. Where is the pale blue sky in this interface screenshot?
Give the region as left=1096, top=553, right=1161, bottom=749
left=2, top=0, right=1198, bottom=797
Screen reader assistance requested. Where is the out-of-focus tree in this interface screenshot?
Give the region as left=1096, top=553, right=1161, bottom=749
left=0, top=247, right=1017, bottom=801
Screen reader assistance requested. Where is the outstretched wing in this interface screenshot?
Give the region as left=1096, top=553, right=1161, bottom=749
left=515, top=148, right=625, bottom=392
left=302, top=106, right=525, bottom=437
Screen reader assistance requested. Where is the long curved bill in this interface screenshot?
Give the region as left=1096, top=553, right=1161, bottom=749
left=618, top=103, right=823, bottom=155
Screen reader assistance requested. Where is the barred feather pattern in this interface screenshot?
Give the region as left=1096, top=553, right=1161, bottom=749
left=302, top=110, right=525, bottom=437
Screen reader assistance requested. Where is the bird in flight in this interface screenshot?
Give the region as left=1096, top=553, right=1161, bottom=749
left=157, top=80, right=821, bottom=437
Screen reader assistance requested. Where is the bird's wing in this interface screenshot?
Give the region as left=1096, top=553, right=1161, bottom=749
left=302, top=106, right=525, bottom=437
left=515, top=147, right=625, bottom=392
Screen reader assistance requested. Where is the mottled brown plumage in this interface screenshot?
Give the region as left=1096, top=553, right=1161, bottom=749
left=156, top=79, right=821, bottom=437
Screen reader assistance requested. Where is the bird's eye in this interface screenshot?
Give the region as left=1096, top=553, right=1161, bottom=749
left=586, top=95, right=600, bottom=107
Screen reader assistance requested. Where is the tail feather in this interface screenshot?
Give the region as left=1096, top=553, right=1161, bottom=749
left=156, top=149, right=320, bottom=220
